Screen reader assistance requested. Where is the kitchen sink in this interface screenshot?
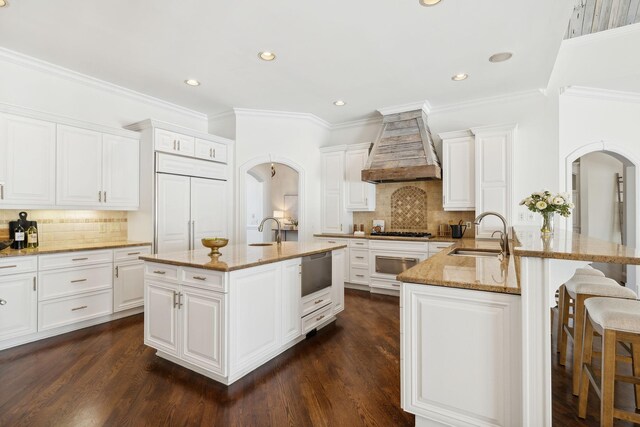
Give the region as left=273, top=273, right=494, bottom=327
left=448, top=248, right=502, bottom=258
left=249, top=243, right=274, bottom=247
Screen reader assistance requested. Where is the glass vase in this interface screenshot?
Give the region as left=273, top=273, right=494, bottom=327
left=540, top=211, right=555, bottom=235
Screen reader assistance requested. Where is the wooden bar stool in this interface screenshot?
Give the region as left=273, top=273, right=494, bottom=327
left=579, top=297, right=640, bottom=426
left=558, top=275, right=636, bottom=395
left=557, top=268, right=605, bottom=353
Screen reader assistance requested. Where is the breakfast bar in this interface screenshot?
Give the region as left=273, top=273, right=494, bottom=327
left=139, top=241, right=346, bottom=385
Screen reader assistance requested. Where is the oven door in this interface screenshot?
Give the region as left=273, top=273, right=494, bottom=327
left=370, top=249, right=427, bottom=281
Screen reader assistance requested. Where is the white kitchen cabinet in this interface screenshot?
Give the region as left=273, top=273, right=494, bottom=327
left=472, top=124, right=516, bottom=238
left=113, top=246, right=151, bottom=312
left=0, top=272, right=37, bottom=341
left=57, top=125, right=140, bottom=209
left=344, top=144, right=375, bottom=211
left=320, top=147, right=352, bottom=233
left=332, top=249, right=345, bottom=314
left=154, top=128, right=195, bottom=157
left=401, top=283, right=522, bottom=427
left=181, top=285, right=226, bottom=375
left=195, top=138, right=228, bottom=164
left=145, top=280, right=180, bottom=356
left=281, top=258, right=302, bottom=343
left=440, top=130, right=475, bottom=211
left=0, top=114, right=56, bottom=207
left=156, top=173, right=227, bottom=254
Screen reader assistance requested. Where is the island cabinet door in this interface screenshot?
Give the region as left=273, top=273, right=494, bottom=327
left=180, top=285, right=226, bottom=376
left=229, top=263, right=282, bottom=375
left=145, top=281, right=179, bottom=356
left=281, top=258, right=302, bottom=344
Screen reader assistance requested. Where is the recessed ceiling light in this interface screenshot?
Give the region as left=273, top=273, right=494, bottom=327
left=451, top=73, right=468, bottom=81
left=184, top=79, right=201, bottom=87
left=258, top=51, right=276, bottom=61
left=0, top=0, right=7, bottom=7
left=489, top=52, right=513, bottom=63
left=333, top=100, right=346, bottom=106
left=419, top=0, right=441, bottom=6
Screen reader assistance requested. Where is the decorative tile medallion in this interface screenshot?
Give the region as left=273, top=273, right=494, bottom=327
left=391, top=186, right=428, bottom=230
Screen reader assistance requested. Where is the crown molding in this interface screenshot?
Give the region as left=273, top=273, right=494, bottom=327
left=377, top=100, right=431, bottom=116
left=208, top=110, right=236, bottom=122
left=561, top=21, right=640, bottom=47
left=125, top=118, right=234, bottom=144
left=429, top=89, right=544, bottom=115
left=561, top=85, right=640, bottom=104
left=0, top=47, right=208, bottom=122
left=233, top=107, right=331, bottom=129
left=331, top=116, right=382, bottom=130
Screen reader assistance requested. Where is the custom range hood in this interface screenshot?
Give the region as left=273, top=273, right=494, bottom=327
left=361, top=109, right=441, bottom=183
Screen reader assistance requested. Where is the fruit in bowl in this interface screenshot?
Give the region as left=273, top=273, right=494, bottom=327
left=201, top=238, right=229, bottom=255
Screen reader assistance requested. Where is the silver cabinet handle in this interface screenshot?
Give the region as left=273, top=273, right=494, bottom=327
left=127, top=252, right=141, bottom=256
left=0, top=265, right=17, bottom=269
left=177, top=140, right=181, bottom=151
left=392, top=283, right=400, bottom=287
left=72, top=257, right=89, bottom=261
left=327, top=241, right=336, bottom=244
left=355, top=256, right=365, bottom=259
left=153, top=270, right=166, bottom=275
left=212, top=148, right=216, bottom=158
left=178, top=292, right=183, bottom=309
left=115, top=266, right=119, bottom=278
left=376, top=256, right=418, bottom=263
left=314, top=299, right=324, bottom=305
left=192, top=220, right=195, bottom=249
left=316, top=314, right=325, bottom=321
left=187, top=220, right=192, bottom=250
left=98, top=191, right=102, bottom=202
left=71, top=305, right=88, bottom=311
left=33, top=277, right=36, bottom=291
left=104, top=191, right=107, bottom=203
left=209, top=148, right=213, bottom=158
left=192, top=276, right=206, bottom=281
left=0, top=299, right=6, bottom=305
left=173, top=140, right=176, bottom=150
left=0, top=183, right=3, bottom=200
left=356, top=274, right=365, bottom=278
left=71, top=279, right=87, bottom=283
left=173, top=291, right=178, bottom=308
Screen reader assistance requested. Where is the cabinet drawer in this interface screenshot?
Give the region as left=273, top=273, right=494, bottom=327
left=39, top=250, right=113, bottom=271
left=428, top=242, right=454, bottom=253
left=38, top=264, right=113, bottom=301
left=195, top=138, right=228, bottom=164
left=302, top=304, right=333, bottom=334
left=154, top=128, right=195, bottom=155
left=0, top=256, right=38, bottom=276
left=301, top=287, right=332, bottom=317
left=349, top=239, right=369, bottom=248
left=181, top=267, right=226, bottom=292
left=145, top=263, right=178, bottom=280
left=38, top=289, right=113, bottom=331
left=114, top=246, right=151, bottom=263
left=349, top=248, right=369, bottom=267
left=319, top=238, right=348, bottom=246
left=370, top=278, right=401, bottom=290
left=349, top=267, right=370, bottom=285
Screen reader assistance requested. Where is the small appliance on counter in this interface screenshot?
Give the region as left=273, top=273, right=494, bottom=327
left=9, top=211, right=38, bottom=249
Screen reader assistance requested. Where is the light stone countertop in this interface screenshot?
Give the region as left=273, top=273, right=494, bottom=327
left=140, top=241, right=348, bottom=272
left=0, top=240, right=151, bottom=258
left=397, top=239, right=521, bottom=295
left=512, top=226, right=640, bottom=264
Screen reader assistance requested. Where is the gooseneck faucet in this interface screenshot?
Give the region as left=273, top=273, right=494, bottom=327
left=258, top=217, right=283, bottom=245
left=473, top=211, right=510, bottom=257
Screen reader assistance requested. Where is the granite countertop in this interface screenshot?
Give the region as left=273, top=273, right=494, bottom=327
left=0, top=241, right=152, bottom=258
left=512, top=226, right=640, bottom=264
left=314, top=233, right=458, bottom=243
left=397, top=239, right=520, bottom=295
left=140, top=241, right=348, bottom=272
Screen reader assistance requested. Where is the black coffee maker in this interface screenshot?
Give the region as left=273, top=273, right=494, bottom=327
left=9, top=211, right=37, bottom=249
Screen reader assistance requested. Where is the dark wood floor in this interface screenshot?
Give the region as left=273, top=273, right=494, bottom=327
left=1, top=290, right=638, bottom=426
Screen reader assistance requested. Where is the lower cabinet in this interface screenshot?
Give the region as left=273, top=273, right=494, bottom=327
left=0, top=271, right=37, bottom=341
left=332, top=248, right=345, bottom=314
left=145, top=281, right=179, bottom=355
left=114, top=262, right=145, bottom=312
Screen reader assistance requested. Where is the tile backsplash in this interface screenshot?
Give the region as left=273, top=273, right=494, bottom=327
left=0, top=210, right=128, bottom=244
left=353, top=181, right=476, bottom=237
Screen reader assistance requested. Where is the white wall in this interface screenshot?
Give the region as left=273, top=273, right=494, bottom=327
left=208, top=111, right=237, bottom=140
left=230, top=110, right=331, bottom=243
left=578, top=152, right=623, bottom=243
left=0, top=50, right=208, bottom=131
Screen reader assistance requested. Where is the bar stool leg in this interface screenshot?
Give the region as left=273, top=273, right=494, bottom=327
left=578, top=313, right=595, bottom=419
left=556, top=284, right=565, bottom=353
left=560, top=287, right=571, bottom=366
left=573, top=294, right=587, bottom=395
left=601, top=330, right=617, bottom=427
left=633, top=342, right=640, bottom=410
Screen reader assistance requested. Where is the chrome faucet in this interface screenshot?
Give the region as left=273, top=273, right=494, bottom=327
left=474, top=211, right=510, bottom=257
left=258, top=217, right=283, bottom=245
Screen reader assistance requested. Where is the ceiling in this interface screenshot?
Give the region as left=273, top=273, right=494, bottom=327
left=565, top=0, right=640, bottom=40
left=0, top=0, right=574, bottom=124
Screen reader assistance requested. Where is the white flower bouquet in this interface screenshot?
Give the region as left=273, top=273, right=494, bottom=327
left=520, top=190, right=574, bottom=234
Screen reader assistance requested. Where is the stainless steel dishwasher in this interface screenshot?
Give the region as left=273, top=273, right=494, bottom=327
left=301, top=251, right=332, bottom=297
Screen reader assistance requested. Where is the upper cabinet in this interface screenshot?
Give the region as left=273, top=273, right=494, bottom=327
left=155, top=129, right=195, bottom=157
left=195, top=138, right=228, bottom=164
left=0, top=114, right=56, bottom=207
left=344, top=144, right=376, bottom=211
left=441, top=130, right=475, bottom=211
left=57, top=125, right=139, bottom=209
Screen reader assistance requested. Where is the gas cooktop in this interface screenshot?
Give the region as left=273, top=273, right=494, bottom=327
left=370, top=231, right=432, bottom=238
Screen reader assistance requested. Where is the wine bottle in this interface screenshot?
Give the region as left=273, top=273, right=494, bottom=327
left=27, top=224, right=38, bottom=248
left=14, top=221, right=25, bottom=250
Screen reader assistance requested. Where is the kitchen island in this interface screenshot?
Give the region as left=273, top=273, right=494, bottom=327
left=139, top=241, right=346, bottom=385
left=398, top=227, right=640, bottom=427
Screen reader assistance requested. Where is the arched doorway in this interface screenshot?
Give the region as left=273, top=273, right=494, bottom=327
left=564, top=142, right=639, bottom=291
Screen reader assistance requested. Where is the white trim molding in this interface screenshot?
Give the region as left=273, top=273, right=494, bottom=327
left=562, top=86, right=640, bottom=104
left=377, top=100, right=432, bottom=116
left=561, top=20, right=640, bottom=47
left=0, top=47, right=207, bottom=122
left=331, top=116, right=382, bottom=130
left=430, top=90, right=544, bottom=115
left=233, top=108, right=331, bottom=130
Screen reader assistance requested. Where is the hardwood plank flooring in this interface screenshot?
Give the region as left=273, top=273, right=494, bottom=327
left=1, top=290, right=638, bottom=426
